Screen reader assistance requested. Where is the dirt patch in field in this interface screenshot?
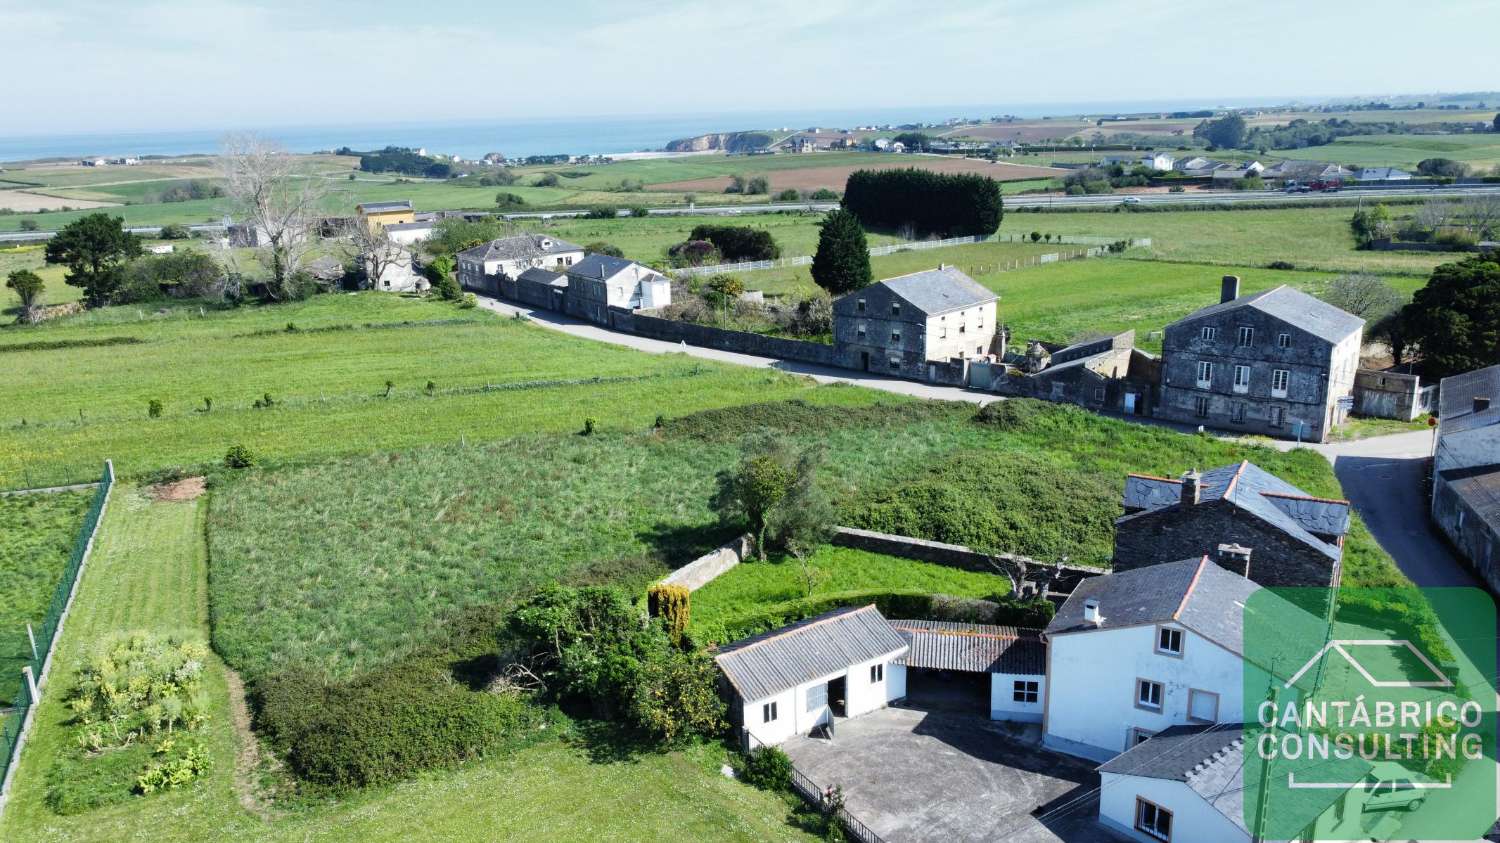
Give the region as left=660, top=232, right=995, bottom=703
left=0, top=190, right=118, bottom=212
left=650, top=157, right=1065, bottom=194
left=148, top=476, right=206, bottom=501
left=225, top=666, right=282, bottom=820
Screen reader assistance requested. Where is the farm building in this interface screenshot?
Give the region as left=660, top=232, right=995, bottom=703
left=716, top=605, right=908, bottom=749
left=977, top=331, right=1160, bottom=417
left=888, top=619, right=1046, bottom=722
left=1114, top=460, right=1351, bottom=588
left=1431, top=364, right=1500, bottom=591
left=355, top=199, right=416, bottom=233
left=563, top=254, right=671, bottom=325
left=382, top=220, right=434, bottom=245
left=831, top=266, right=998, bottom=382
left=511, top=267, right=568, bottom=311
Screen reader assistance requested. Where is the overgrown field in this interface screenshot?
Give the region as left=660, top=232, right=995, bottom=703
left=0, top=488, right=809, bottom=842
left=730, top=238, right=1069, bottom=298
left=0, top=490, right=91, bottom=705
left=0, top=293, right=896, bottom=488
left=207, top=397, right=1402, bottom=688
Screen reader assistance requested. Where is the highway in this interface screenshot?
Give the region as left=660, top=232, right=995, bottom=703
left=3, top=183, right=1498, bottom=243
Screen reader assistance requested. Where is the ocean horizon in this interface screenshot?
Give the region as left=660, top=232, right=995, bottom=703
left=0, top=98, right=1298, bottom=163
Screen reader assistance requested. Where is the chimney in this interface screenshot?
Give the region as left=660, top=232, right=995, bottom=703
left=1476, top=396, right=1492, bottom=414
left=1216, top=543, right=1253, bottom=578
left=1220, top=275, right=1240, bottom=304
left=1181, top=469, right=1202, bottom=506
left=1082, top=598, right=1104, bottom=626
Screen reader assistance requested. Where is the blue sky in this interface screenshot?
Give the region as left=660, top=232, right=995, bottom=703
left=4, top=0, right=1497, bottom=135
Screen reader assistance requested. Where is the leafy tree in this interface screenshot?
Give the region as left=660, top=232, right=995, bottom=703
left=842, top=168, right=1002, bottom=237
left=122, top=250, right=226, bottom=301
left=5, top=269, right=45, bottom=310
left=1403, top=255, right=1500, bottom=378
left=425, top=218, right=509, bottom=258
left=1350, top=204, right=1393, bottom=245
left=424, top=255, right=460, bottom=300
left=44, top=213, right=142, bottom=307
left=711, top=439, right=829, bottom=560
left=628, top=645, right=723, bottom=743
left=704, top=273, right=745, bottom=307
left=533, top=172, right=560, bottom=188
left=19, top=219, right=39, bottom=232
left=157, top=223, right=192, bottom=240
left=775, top=188, right=801, bottom=202
left=810, top=209, right=871, bottom=295
left=744, top=176, right=770, bottom=195
left=1194, top=113, right=1247, bottom=148
left=1417, top=158, right=1468, bottom=179
left=667, top=239, right=721, bottom=268
left=689, top=225, right=780, bottom=261
left=494, top=192, right=527, bottom=210
left=1322, top=273, right=1407, bottom=358
left=891, top=131, right=935, bottom=152
left=646, top=584, right=691, bottom=646
left=584, top=241, right=624, bottom=258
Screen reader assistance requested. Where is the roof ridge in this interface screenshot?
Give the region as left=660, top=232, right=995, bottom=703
left=714, top=604, right=876, bottom=658
left=1126, top=472, right=1180, bottom=483
left=1173, top=555, right=1210, bottom=621
left=1222, top=460, right=1250, bottom=499
left=1260, top=490, right=1350, bottom=506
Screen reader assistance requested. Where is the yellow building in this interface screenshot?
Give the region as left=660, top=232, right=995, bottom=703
left=355, top=199, right=415, bottom=233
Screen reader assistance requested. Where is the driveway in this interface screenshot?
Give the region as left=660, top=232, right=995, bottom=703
left=781, top=707, right=1127, bottom=843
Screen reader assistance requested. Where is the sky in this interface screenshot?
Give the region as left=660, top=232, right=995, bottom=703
left=4, top=0, right=1498, bottom=136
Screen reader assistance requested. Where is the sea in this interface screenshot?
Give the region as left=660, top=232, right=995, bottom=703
left=0, top=99, right=1298, bottom=163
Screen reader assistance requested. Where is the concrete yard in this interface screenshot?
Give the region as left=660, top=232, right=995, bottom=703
left=782, top=707, right=1128, bottom=843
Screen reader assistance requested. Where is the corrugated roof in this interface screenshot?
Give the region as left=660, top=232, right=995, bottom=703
left=382, top=221, right=433, bottom=232
left=877, top=266, right=997, bottom=316
left=714, top=605, right=908, bottom=702
left=1119, top=462, right=1349, bottom=558
left=889, top=620, right=1045, bottom=675
left=358, top=200, right=413, bottom=213
left=1167, top=285, right=1363, bottom=344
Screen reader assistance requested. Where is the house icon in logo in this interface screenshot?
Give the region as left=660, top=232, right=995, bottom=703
left=1282, top=639, right=1454, bottom=690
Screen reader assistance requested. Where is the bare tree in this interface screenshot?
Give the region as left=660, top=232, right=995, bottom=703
left=1456, top=193, right=1500, bottom=238
left=1322, top=273, right=1404, bottom=322
left=220, top=133, right=330, bottom=299
left=340, top=218, right=407, bottom=289
left=1415, top=198, right=1457, bottom=233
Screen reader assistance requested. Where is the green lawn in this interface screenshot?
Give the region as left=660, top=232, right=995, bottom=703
left=0, top=489, right=91, bottom=706
left=0, top=487, right=808, bottom=843
left=1, top=247, right=81, bottom=313
left=732, top=239, right=1070, bottom=298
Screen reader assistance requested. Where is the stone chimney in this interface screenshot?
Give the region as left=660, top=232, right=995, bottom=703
left=1082, top=598, right=1104, bottom=626
left=1180, top=469, right=1202, bottom=506
left=1476, top=396, right=1492, bottom=414
left=1216, top=543, right=1252, bottom=578
left=1220, top=275, right=1240, bottom=304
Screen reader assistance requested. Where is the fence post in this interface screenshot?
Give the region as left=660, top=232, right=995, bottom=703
left=25, top=625, right=36, bottom=664
left=20, top=668, right=37, bottom=705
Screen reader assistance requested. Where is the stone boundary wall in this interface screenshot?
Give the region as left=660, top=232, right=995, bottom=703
left=831, top=526, right=1103, bottom=598
left=608, top=308, right=841, bottom=367
left=660, top=534, right=753, bottom=591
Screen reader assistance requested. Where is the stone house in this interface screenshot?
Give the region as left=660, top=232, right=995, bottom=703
left=512, top=267, right=568, bottom=311
left=1431, top=364, right=1500, bottom=591
left=563, top=254, right=671, bottom=325
left=1156, top=277, right=1363, bottom=442
left=832, top=267, right=998, bottom=380
left=456, top=234, right=584, bottom=296
left=988, top=331, right=1161, bottom=416
left=1113, top=461, right=1351, bottom=588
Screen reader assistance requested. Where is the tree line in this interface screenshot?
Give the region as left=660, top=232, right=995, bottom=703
left=841, top=168, right=1003, bottom=238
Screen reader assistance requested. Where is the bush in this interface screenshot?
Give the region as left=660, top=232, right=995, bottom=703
left=842, top=168, right=1002, bottom=237
left=583, top=206, right=618, bottom=220
left=630, top=206, right=650, bottom=218
left=974, top=397, right=1049, bottom=430
left=147, top=399, right=163, bottom=418
left=667, top=239, right=722, bottom=267
left=224, top=444, right=257, bottom=468
left=688, top=224, right=781, bottom=261
left=1267, top=260, right=1296, bottom=270
left=534, top=172, right=561, bottom=187
left=585, top=241, right=624, bottom=258
left=19, top=219, right=39, bottom=232
left=494, top=192, right=527, bottom=210
left=809, top=188, right=839, bottom=201
left=458, top=292, right=477, bottom=309
left=738, top=746, right=793, bottom=791
left=582, top=417, right=597, bottom=436
left=746, top=176, right=769, bottom=195
left=775, top=188, right=801, bottom=202
left=157, top=223, right=191, bottom=240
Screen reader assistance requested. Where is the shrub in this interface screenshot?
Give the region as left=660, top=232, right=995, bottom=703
left=582, top=417, right=597, bottom=436
left=135, top=736, right=211, bottom=794
left=746, top=176, right=769, bottom=195
left=1267, top=260, right=1295, bottom=270
left=583, top=206, right=618, bottom=220
left=667, top=239, right=722, bottom=267
left=157, top=223, right=191, bottom=240
left=647, top=583, right=691, bottom=645
left=775, top=188, right=801, bottom=202
left=738, top=746, right=793, bottom=791
left=688, top=225, right=781, bottom=261
left=458, top=292, right=477, bottom=309
left=533, top=172, right=560, bottom=187
left=584, top=241, right=624, bottom=258
left=974, top=397, right=1049, bottom=430
left=147, top=399, right=163, bottom=419
left=224, top=444, right=257, bottom=468
left=1030, top=231, right=1041, bottom=242
left=252, top=392, right=275, bottom=409
left=494, top=192, right=527, bottom=210
left=809, top=188, right=839, bottom=201
left=630, top=206, right=650, bottom=218
left=629, top=646, right=724, bottom=743
left=19, top=219, right=39, bottom=232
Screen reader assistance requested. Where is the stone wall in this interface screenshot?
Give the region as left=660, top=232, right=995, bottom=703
left=1353, top=369, right=1434, bottom=421
left=831, top=526, right=1102, bottom=598
left=1113, top=501, right=1342, bottom=588
left=1433, top=475, right=1500, bottom=594
left=18, top=301, right=84, bottom=324
left=609, top=308, right=841, bottom=367
left=659, top=534, right=753, bottom=591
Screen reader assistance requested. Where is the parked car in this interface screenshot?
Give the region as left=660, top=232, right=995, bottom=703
left=1361, top=777, right=1427, bottom=812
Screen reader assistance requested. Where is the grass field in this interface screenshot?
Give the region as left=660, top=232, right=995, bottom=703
left=0, top=487, right=809, bottom=843
left=732, top=239, right=1079, bottom=298
left=1317, top=133, right=1500, bottom=171
left=0, top=490, right=91, bottom=706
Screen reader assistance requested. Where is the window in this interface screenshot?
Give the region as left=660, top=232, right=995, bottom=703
left=1196, top=361, right=1213, bottom=388
left=1136, top=678, right=1163, bottom=711
left=891, top=330, right=901, bottom=343
left=1237, top=326, right=1254, bottom=347
left=762, top=701, right=778, bottom=723
left=977, top=313, right=984, bottom=328
left=1094, top=386, right=1106, bottom=402
left=1271, top=369, right=1289, bottom=397
left=1194, top=396, right=1210, bottom=418
left=1128, top=727, right=1157, bottom=747
left=1277, top=332, right=1291, bottom=349
left=807, top=683, right=826, bottom=712
left=1270, top=406, right=1285, bottom=428
left=1233, top=364, right=1251, bottom=394
left=889, top=357, right=900, bottom=370
left=1188, top=688, right=1220, bottom=723
left=1156, top=627, right=1183, bottom=656
left=890, top=302, right=900, bottom=316
left=856, top=298, right=866, bottom=313
left=1232, top=402, right=1246, bottom=424
left=856, top=325, right=866, bottom=339
left=1200, top=326, right=1217, bottom=342
left=870, top=664, right=884, bottom=683
left=940, top=325, right=947, bottom=339
left=959, top=323, right=966, bottom=334
left=1013, top=680, right=1040, bottom=704
left=1135, top=797, right=1173, bottom=841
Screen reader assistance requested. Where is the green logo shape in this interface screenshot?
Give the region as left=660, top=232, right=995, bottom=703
left=1243, top=587, right=1496, bottom=841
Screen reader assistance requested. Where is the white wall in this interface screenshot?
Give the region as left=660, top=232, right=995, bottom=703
left=740, top=650, right=904, bottom=748
left=924, top=301, right=997, bottom=361
left=990, top=673, right=1045, bottom=723
left=484, top=249, right=584, bottom=278
left=1437, top=425, right=1500, bottom=474
left=388, top=226, right=433, bottom=245
left=371, top=250, right=428, bottom=294
left=1098, top=772, right=1251, bottom=843
left=1044, top=624, right=1245, bottom=762
left=640, top=276, right=672, bottom=310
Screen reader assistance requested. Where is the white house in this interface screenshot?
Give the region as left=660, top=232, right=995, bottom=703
left=1355, top=167, right=1412, bottom=182
left=382, top=220, right=434, bottom=245
left=715, top=605, right=908, bottom=748
left=1042, top=555, right=1304, bottom=762
left=369, top=247, right=428, bottom=294
left=1141, top=152, right=1175, bottom=172
left=563, top=254, right=672, bottom=324
left=456, top=234, right=585, bottom=295
left=888, top=619, right=1046, bottom=722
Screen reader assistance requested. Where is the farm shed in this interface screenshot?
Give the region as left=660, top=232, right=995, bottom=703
left=715, top=605, right=907, bottom=748
left=889, top=619, right=1046, bottom=722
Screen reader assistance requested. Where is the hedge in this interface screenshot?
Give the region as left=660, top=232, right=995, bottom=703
left=842, top=168, right=1002, bottom=237
left=688, top=224, right=781, bottom=261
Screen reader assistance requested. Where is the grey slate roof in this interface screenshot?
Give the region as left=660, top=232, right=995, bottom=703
left=382, top=221, right=433, bottom=232
left=567, top=252, right=637, bottom=281
left=1166, top=285, right=1364, bottom=345
left=1121, top=461, right=1351, bottom=558
left=1440, top=464, right=1500, bottom=534
left=1438, top=364, right=1500, bottom=436
left=714, top=605, right=908, bottom=702
left=516, top=267, right=566, bottom=287
left=877, top=267, right=997, bottom=316
left=457, top=234, right=584, bottom=264
left=358, top=200, right=413, bottom=213
left=889, top=620, right=1045, bottom=675
left=1045, top=556, right=1258, bottom=653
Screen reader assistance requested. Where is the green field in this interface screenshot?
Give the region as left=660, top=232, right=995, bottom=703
left=0, top=490, right=91, bottom=705
left=1318, top=133, right=1500, bottom=170
left=0, top=487, right=809, bottom=843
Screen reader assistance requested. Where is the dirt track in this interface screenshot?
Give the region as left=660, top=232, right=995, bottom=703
left=650, top=157, right=1064, bottom=193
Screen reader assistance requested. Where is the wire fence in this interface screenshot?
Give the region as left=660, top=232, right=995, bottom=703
left=0, top=461, right=113, bottom=794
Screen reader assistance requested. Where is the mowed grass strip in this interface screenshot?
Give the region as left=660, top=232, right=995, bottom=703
left=0, top=490, right=91, bottom=706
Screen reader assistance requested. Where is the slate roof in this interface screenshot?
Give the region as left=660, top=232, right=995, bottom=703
left=889, top=620, right=1045, bottom=675
left=1120, top=461, right=1351, bottom=558
left=457, top=234, right=584, bottom=264
left=566, top=253, right=664, bottom=284
left=382, top=221, right=433, bottom=232
left=516, top=267, right=567, bottom=288
left=714, top=605, right=908, bottom=702
left=1440, top=464, right=1500, bottom=534
left=1438, top=364, right=1500, bottom=436
left=877, top=267, right=997, bottom=316
left=358, top=200, right=413, bottom=213
left=1045, top=556, right=1261, bottom=651
left=1166, top=285, right=1363, bottom=345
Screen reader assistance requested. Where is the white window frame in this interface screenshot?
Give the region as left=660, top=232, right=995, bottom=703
left=1013, top=680, right=1040, bottom=704
left=1271, top=368, right=1290, bottom=398
left=870, top=663, right=884, bottom=683
left=1195, top=361, right=1213, bottom=389
left=1135, top=797, right=1173, bottom=842
left=1135, top=678, right=1163, bottom=711
left=1156, top=626, right=1184, bottom=657
left=1237, top=325, right=1254, bottom=347
left=762, top=701, right=778, bottom=723
left=890, top=302, right=900, bottom=316
left=1277, top=332, right=1291, bottom=349
left=1200, top=326, right=1217, bottom=342
left=1233, top=364, right=1251, bottom=394
left=856, top=298, right=866, bottom=313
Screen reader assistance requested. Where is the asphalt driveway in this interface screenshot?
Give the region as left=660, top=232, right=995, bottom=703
left=781, top=707, right=1127, bottom=843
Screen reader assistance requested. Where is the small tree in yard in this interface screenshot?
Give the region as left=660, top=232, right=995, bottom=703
left=5, top=269, right=45, bottom=311
left=712, top=439, right=829, bottom=561
left=147, top=399, right=163, bottom=419
left=424, top=255, right=460, bottom=300
left=44, top=214, right=142, bottom=307
left=810, top=209, right=870, bottom=295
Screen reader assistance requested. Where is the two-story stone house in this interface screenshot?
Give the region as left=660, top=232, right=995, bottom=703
left=456, top=234, right=584, bottom=296
left=831, top=266, right=998, bottom=380
left=1431, top=364, right=1500, bottom=591
left=1157, top=277, right=1363, bottom=442
left=563, top=254, right=671, bottom=325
